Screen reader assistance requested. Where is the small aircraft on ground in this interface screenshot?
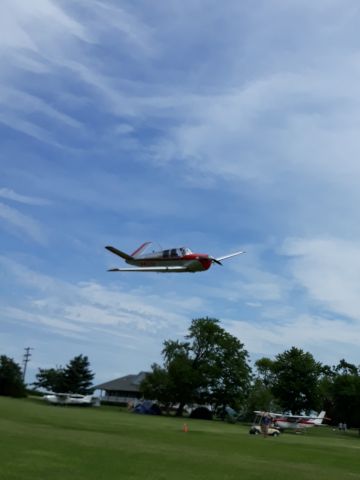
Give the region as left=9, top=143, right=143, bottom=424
left=43, top=393, right=100, bottom=406
left=254, top=410, right=327, bottom=431
left=105, top=242, right=245, bottom=273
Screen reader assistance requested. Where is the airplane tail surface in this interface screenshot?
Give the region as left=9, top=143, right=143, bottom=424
left=131, top=242, right=152, bottom=258
left=314, top=411, right=326, bottom=425
left=106, top=242, right=152, bottom=261
left=105, top=246, right=133, bottom=261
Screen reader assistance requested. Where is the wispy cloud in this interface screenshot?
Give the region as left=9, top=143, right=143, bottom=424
left=0, top=202, right=47, bottom=243
left=0, top=113, right=56, bottom=145
left=227, top=313, right=360, bottom=365
left=0, top=0, right=90, bottom=52
left=2, top=306, right=86, bottom=336
left=80, top=0, right=157, bottom=56
left=282, top=237, right=360, bottom=321
left=0, top=188, right=50, bottom=206
left=0, top=87, right=82, bottom=128
left=0, top=0, right=159, bottom=144
left=0, top=258, right=193, bottom=339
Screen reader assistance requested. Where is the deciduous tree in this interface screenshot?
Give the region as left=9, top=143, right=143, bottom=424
left=141, top=318, right=251, bottom=416
left=271, top=347, right=323, bottom=414
left=319, top=360, right=360, bottom=427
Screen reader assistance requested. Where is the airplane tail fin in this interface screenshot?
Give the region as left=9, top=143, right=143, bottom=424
left=314, top=411, right=326, bottom=425
left=131, top=242, right=152, bottom=258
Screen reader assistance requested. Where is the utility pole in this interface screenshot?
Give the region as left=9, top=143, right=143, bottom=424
left=22, top=347, right=34, bottom=383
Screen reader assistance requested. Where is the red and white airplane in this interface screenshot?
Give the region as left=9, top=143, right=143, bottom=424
left=105, top=242, right=245, bottom=273
left=255, top=410, right=327, bottom=431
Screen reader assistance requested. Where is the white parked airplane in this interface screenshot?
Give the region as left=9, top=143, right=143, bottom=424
left=254, top=410, right=327, bottom=430
left=43, top=393, right=100, bottom=406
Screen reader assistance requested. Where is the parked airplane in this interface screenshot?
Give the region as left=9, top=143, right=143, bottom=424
left=105, top=242, right=245, bottom=273
left=43, top=393, right=100, bottom=406
left=254, top=410, right=327, bottom=431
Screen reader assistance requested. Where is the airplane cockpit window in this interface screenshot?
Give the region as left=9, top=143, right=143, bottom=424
left=163, top=250, right=170, bottom=258
left=171, top=248, right=178, bottom=257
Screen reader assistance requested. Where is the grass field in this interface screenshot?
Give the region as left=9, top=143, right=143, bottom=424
left=1, top=397, right=359, bottom=480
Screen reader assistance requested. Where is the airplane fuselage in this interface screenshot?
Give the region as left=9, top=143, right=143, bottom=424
left=126, top=252, right=212, bottom=272
left=274, top=419, right=318, bottom=429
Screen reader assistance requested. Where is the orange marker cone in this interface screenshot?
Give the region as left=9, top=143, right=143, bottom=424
left=182, top=423, right=189, bottom=432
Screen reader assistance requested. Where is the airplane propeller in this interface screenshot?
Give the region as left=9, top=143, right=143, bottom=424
left=209, top=256, right=223, bottom=266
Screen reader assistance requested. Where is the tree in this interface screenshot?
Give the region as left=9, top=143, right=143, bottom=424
left=33, top=367, right=67, bottom=393
left=141, top=347, right=199, bottom=414
left=33, top=355, right=94, bottom=394
left=140, top=364, right=174, bottom=411
left=0, top=355, right=26, bottom=397
left=243, top=357, right=278, bottom=419
left=335, top=359, right=359, bottom=376
left=188, top=318, right=251, bottom=414
left=330, top=373, right=360, bottom=427
left=63, top=354, right=94, bottom=394
left=271, top=347, right=323, bottom=414
left=245, top=379, right=280, bottom=419
left=141, top=317, right=251, bottom=416
left=319, top=360, right=360, bottom=427
left=254, top=357, right=275, bottom=388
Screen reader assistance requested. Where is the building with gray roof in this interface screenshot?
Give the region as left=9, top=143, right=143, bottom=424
left=94, top=371, right=148, bottom=405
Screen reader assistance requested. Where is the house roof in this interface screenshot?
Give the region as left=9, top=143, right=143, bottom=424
left=94, top=371, right=148, bottom=392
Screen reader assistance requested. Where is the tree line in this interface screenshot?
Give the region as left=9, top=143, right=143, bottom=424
left=1, top=318, right=360, bottom=426
left=140, top=318, right=360, bottom=426
left=0, top=354, right=94, bottom=398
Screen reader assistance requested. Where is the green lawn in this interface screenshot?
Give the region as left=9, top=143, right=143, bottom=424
left=0, top=397, right=359, bottom=480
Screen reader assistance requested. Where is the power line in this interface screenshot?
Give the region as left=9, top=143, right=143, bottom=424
left=22, top=347, right=34, bottom=383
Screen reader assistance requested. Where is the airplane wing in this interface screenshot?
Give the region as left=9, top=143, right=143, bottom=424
left=281, top=414, right=312, bottom=419
left=108, top=266, right=188, bottom=272
left=254, top=411, right=283, bottom=417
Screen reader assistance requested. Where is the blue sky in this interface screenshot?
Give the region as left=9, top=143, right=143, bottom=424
left=2, top=0, right=360, bottom=385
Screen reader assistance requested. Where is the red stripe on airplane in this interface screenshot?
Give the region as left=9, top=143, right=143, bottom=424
left=131, top=242, right=151, bottom=257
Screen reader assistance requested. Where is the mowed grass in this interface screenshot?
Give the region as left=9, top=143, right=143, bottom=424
left=1, top=397, right=360, bottom=480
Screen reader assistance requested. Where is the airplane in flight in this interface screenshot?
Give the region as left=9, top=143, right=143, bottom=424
left=254, top=410, right=327, bottom=431
left=105, top=242, right=245, bottom=273
left=43, top=393, right=100, bottom=406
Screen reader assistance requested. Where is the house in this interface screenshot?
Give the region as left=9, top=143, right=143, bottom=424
left=94, top=371, right=148, bottom=405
